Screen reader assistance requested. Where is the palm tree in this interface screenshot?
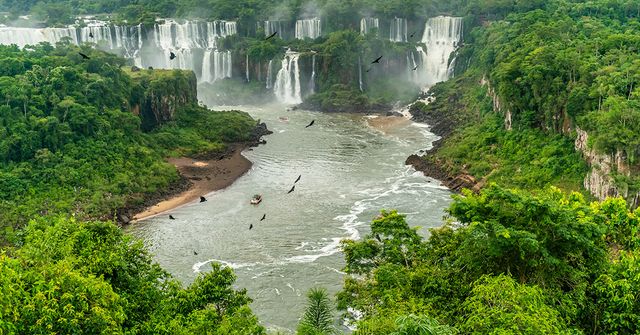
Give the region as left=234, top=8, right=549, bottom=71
left=297, top=288, right=336, bottom=335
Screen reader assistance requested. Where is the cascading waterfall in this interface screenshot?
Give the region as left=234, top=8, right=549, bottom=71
left=360, top=18, right=379, bottom=35
left=200, top=50, right=232, bottom=83
left=390, top=17, right=407, bottom=42
left=295, top=18, right=321, bottom=39
left=246, top=54, right=250, bottom=82
left=263, top=20, right=289, bottom=39
left=309, top=53, right=316, bottom=95
left=419, top=16, right=463, bottom=87
left=274, top=50, right=302, bottom=104
left=358, top=55, right=363, bottom=92
left=0, top=19, right=237, bottom=82
left=266, top=59, right=274, bottom=89
left=408, top=50, right=419, bottom=83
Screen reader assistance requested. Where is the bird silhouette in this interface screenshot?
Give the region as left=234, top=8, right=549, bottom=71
left=79, top=52, right=90, bottom=60
left=371, top=56, right=382, bottom=64
left=265, top=31, right=278, bottom=40
left=193, top=250, right=198, bottom=255
left=305, top=120, right=315, bottom=128
left=169, top=215, right=175, bottom=220
left=412, top=65, right=418, bottom=71
left=287, top=185, right=296, bottom=194
left=200, top=196, right=207, bottom=202
left=260, top=214, right=266, bottom=221
left=294, top=175, right=301, bottom=183
left=409, top=31, right=416, bottom=38
left=89, top=32, right=94, bottom=38
left=169, top=51, right=176, bottom=60
left=249, top=223, right=253, bottom=230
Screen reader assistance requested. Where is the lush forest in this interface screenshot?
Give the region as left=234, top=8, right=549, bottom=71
left=0, top=0, right=639, bottom=334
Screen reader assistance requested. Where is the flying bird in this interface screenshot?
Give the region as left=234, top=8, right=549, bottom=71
left=371, top=56, right=382, bottom=64
left=200, top=196, right=207, bottom=203
left=79, top=52, right=90, bottom=60
left=169, top=215, right=175, bottom=220
left=287, top=185, right=295, bottom=194
left=169, top=51, right=176, bottom=60
left=89, top=32, right=94, bottom=38
left=265, top=31, right=278, bottom=40
left=412, top=65, right=418, bottom=71
left=249, top=223, right=253, bottom=230
left=409, top=31, right=416, bottom=38
left=294, top=175, right=301, bottom=183
left=305, top=120, right=315, bottom=128
left=260, top=214, right=266, bottom=221
left=193, top=251, right=198, bottom=255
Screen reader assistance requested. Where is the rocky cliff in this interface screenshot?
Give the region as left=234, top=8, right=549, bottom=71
left=575, top=128, right=640, bottom=208
left=128, top=69, right=198, bottom=130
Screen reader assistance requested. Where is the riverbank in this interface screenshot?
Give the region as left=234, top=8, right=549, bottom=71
left=131, top=145, right=253, bottom=221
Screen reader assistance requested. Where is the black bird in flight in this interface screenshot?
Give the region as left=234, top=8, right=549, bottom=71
left=265, top=31, right=278, bottom=40
left=371, top=56, right=382, bottom=64
left=193, top=250, right=198, bottom=255
left=169, top=215, right=176, bottom=220
left=200, top=196, right=207, bottom=202
left=294, top=175, right=301, bottom=183
left=89, top=32, right=94, bottom=38
left=169, top=51, right=177, bottom=60
left=305, top=120, right=315, bottom=128
left=249, top=223, right=253, bottom=230
left=260, top=214, right=266, bottom=221
left=409, top=31, right=416, bottom=38
left=287, top=185, right=296, bottom=194
left=79, top=52, right=90, bottom=60
left=412, top=65, right=418, bottom=71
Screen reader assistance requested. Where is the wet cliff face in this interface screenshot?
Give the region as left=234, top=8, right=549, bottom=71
left=575, top=128, right=639, bottom=208
left=130, top=69, right=198, bottom=130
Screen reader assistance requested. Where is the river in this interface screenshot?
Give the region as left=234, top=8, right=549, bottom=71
left=125, top=103, right=452, bottom=332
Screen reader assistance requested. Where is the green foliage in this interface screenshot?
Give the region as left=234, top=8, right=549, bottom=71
left=297, top=288, right=337, bottom=335
left=0, top=44, right=257, bottom=241
left=461, top=275, right=571, bottom=334
left=390, top=315, right=458, bottom=335
left=339, top=186, right=637, bottom=334
left=0, top=217, right=265, bottom=334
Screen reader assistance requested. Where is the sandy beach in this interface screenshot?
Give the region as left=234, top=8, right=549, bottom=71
left=132, top=148, right=252, bottom=221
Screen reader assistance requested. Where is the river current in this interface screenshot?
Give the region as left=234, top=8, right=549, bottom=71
left=126, top=103, right=452, bottom=332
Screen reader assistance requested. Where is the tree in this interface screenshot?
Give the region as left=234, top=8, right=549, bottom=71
left=297, top=288, right=337, bottom=335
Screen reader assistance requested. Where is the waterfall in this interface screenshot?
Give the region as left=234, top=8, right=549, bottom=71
left=295, top=18, right=321, bottom=39
left=266, top=59, right=274, bottom=89
left=309, top=53, right=316, bottom=94
left=263, top=20, right=288, bottom=39
left=246, top=54, right=250, bottom=82
left=390, top=17, right=407, bottom=42
left=408, top=50, right=419, bottom=83
left=358, top=55, right=363, bottom=92
left=360, top=18, right=379, bottom=35
left=199, top=50, right=233, bottom=83
left=419, top=16, right=463, bottom=87
left=0, top=19, right=237, bottom=82
left=274, top=50, right=302, bottom=104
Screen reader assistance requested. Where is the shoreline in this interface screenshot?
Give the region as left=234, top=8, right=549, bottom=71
left=131, top=146, right=253, bottom=222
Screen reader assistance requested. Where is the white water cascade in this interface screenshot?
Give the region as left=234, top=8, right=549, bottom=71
left=0, top=19, right=237, bottom=82
left=360, top=18, right=379, bottom=35
left=309, top=53, right=316, bottom=95
left=246, top=54, right=250, bottom=82
left=358, top=55, right=363, bottom=92
left=263, top=20, right=289, bottom=39
left=390, top=17, right=407, bottom=42
left=418, top=16, right=463, bottom=87
left=200, top=50, right=232, bottom=83
left=274, top=50, right=302, bottom=104
left=266, top=59, right=274, bottom=89
left=295, top=18, right=321, bottom=39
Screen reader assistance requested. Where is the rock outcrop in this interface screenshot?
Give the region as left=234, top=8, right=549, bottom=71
left=575, top=127, right=639, bottom=208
